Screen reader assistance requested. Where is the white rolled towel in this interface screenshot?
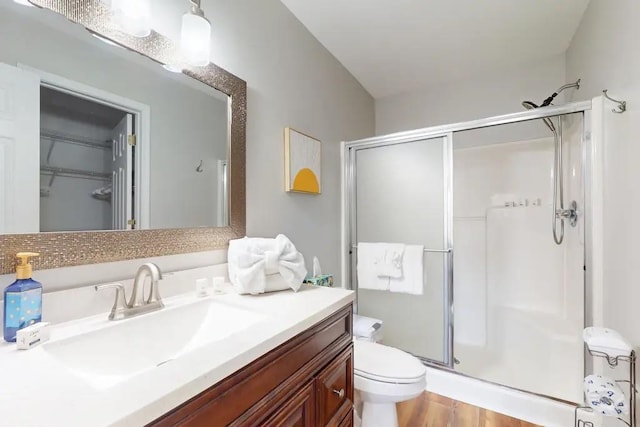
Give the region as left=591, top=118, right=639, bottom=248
left=584, top=374, right=628, bottom=416
left=228, top=234, right=307, bottom=295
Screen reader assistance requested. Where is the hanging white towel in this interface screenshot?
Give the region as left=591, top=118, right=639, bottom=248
left=375, top=243, right=405, bottom=278
left=228, top=234, right=307, bottom=295
left=357, top=242, right=389, bottom=291
left=389, top=244, right=424, bottom=295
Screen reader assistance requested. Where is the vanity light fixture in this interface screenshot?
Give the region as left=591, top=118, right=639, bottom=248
left=110, top=0, right=152, bottom=38
left=180, top=0, right=211, bottom=67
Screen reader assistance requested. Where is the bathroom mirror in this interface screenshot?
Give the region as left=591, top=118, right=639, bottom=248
left=0, top=0, right=246, bottom=273
left=1, top=1, right=232, bottom=232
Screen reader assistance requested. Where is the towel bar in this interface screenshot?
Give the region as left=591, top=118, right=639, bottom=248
left=350, top=244, right=451, bottom=253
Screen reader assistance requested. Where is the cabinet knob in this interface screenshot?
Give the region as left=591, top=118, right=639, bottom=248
left=332, top=388, right=345, bottom=399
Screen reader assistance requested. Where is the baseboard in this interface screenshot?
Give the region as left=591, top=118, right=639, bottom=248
left=425, top=367, right=599, bottom=427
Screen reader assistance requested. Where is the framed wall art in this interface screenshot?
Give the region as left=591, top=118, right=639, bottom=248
left=284, top=128, right=321, bottom=194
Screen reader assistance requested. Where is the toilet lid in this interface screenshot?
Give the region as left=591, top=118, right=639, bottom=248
left=354, top=340, right=426, bottom=384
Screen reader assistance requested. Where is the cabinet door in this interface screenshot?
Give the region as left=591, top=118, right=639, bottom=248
left=263, top=381, right=315, bottom=427
left=338, top=409, right=353, bottom=427
left=315, top=345, right=354, bottom=426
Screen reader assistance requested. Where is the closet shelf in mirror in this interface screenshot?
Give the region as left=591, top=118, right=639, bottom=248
left=40, top=165, right=111, bottom=181
left=41, top=130, right=112, bottom=150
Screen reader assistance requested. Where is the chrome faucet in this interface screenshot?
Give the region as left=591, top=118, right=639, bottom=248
left=96, top=263, right=164, bottom=321
left=130, top=263, right=163, bottom=307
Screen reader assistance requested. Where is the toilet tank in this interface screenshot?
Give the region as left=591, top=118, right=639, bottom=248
left=353, top=314, right=383, bottom=343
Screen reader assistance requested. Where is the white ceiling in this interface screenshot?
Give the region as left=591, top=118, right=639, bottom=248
left=280, top=0, right=590, bottom=99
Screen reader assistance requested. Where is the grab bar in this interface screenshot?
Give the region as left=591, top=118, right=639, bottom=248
left=350, top=244, right=451, bottom=253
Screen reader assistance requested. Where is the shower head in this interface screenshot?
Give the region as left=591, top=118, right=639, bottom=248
left=522, top=100, right=557, bottom=133
left=522, top=79, right=580, bottom=246
left=521, top=78, right=581, bottom=118
left=539, top=79, right=582, bottom=108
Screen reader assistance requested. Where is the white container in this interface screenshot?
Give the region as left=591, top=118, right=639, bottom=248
left=16, top=322, right=50, bottom=350
left=583, top=327, right=633, bottom=358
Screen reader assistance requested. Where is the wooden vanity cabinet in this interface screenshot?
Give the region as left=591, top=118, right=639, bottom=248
left=262, top=381, right=316, bottom=427
left=149, top=304, right=354, bottom=427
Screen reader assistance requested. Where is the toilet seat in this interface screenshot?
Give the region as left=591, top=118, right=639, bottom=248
left=355, top=369, right=424, bottom=384
left=354, top=340, right=426, bottom=384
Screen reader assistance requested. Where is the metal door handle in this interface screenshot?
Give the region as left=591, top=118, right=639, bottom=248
left=332, top=388, right=345, bottom=399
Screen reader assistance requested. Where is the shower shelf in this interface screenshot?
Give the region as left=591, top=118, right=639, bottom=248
left=575, top=347, right=636, bottom=427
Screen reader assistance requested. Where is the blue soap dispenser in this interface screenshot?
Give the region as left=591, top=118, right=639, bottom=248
left=4, top=252, right=42, bottom=342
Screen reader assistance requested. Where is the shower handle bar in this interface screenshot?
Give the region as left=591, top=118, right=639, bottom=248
left=556, top=201, right=579, bottom=227
left=350, top=244, right=452, bottom=253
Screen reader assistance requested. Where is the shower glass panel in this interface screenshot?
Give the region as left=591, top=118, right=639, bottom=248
left=451, top=113, right=585, bottom=403
left=353, top=136, right=450, bottom=364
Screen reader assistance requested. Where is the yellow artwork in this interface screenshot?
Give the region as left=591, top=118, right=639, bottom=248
left=285, top=128, right=321, bottom=194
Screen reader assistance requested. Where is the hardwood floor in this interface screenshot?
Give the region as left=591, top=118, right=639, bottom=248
left=396, top=392, right=540, bottom=427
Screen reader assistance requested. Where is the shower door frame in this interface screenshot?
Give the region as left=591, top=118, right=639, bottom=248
left=342, top=100, right=595, bottom=371
left=346, top=133, right=454, bottom=367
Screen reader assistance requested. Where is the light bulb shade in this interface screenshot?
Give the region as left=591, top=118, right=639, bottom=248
left=111, top=0, right=152, bottom=38
left=181, top=13, right=211, bottom=67
left=13, top=0, right=35, bottom=7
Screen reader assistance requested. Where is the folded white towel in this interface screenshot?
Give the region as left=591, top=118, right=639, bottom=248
left=264, top=273, right=293, bottom=293
left=228, top=234, right=307, bottom=295
left=357, top=242, right=389, bottom=291
left=375, top=244, right=405, bottom=278
left=389, top=245, right=424, bottom=295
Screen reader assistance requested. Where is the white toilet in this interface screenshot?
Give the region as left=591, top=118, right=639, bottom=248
left=353, top=317, right=427, bottom=427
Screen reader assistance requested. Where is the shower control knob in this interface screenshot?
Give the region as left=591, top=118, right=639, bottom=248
left=556, top=201, right=579, bottom=227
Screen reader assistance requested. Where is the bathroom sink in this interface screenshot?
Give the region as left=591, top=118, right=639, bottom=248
left=42, top=297, right=267, bottom=389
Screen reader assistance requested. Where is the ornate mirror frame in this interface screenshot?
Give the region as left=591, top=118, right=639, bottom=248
left=0, top=0, right=246, bottom=274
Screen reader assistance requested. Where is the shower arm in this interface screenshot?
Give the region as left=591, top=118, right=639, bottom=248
left=539, top=79, right=582, bottom=108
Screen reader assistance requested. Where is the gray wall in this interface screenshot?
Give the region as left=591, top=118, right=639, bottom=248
left=0, top=2, right=228, bottom=230
left=152, top=0, right=375, bottom=278
left=3, top=1, right=375, bottom=279
left=566, top=0, right=640, bottom=380
left=375, top=53, right=567, bottom=136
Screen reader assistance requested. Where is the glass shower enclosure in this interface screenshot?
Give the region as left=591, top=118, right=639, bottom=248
left=343, top=101, right=592, bottom=403
left=352, top=135, right=452, bottom=363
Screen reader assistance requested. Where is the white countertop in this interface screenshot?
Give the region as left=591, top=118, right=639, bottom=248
left=0, top=284, right=354, bottom=427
